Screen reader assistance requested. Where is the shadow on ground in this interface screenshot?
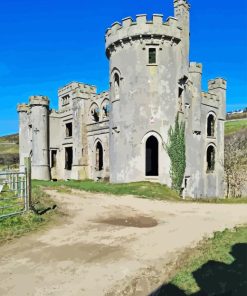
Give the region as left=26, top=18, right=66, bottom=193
left=149, top=243, right=247, bottom=296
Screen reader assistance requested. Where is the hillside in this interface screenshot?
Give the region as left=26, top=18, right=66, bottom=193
left=225, top=119, right=247, bottom=136
left=0, top=133, right=19, bottom=168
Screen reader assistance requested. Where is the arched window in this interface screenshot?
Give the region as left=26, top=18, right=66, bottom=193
left=207, top=114, right=215, bottom=137
left=146, top=136, right=159, bottom=176
left=95, top=142, right=103, bottom=171
left=102, top=100, right=110, bottom=119
left=114, top=73, right=120, bottom=99
left=90, top=104, right=100, bottom=122
left=207, top=145, right=215, bottom=172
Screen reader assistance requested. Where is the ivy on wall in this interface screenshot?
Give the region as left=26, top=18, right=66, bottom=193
left=166, top=114, right=186, bottom=192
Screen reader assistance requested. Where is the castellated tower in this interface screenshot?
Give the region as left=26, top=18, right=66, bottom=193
left=29, top=96, right=50, bottom=180
left=17, top=104, right=31, bottom=172
left=105, top=5, right=189, bottom=184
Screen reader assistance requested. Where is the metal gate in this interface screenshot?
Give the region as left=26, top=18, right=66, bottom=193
left=0, top=159, right=31, bottom=219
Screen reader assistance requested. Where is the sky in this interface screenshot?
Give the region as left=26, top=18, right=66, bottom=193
left=0, top=0, right=246, bottom=136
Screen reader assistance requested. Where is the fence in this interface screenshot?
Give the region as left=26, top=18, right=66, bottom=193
left=0, top=158, right=31, bottom=219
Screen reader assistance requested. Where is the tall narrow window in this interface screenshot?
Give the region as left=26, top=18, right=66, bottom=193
left=95, top=142, right=103, bottom=171
left=51, top=150, right=57, bottom=168
left=146, top=136, right=159, bottom=176
left=66, top=122, right=73, bottom=137
left=65, top=147, right=73, bottom=170
left=148, top=48, right=156, bottom=64
left=207, top=114, right=215, bottom=137
left=207, top=146, right=215, bottom=172
left=114, top=73, right=120, bottom=99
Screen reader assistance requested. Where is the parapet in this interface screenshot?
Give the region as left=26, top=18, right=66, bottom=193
left=105, top=14, right=181, bottom=53
left=58, top=82, right=97, bottom=97
left=174, top=0, right=190, bottom=10
left=189, top=62, right=202, bottom=74
left=208, top=78, right=227, bottom=91
left=29, top=96, right=49, bottom=107
left=17, top=103, right=30, bottom=113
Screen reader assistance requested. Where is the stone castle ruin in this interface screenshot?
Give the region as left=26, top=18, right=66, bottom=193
left=18, top=0, right=226, bottom=198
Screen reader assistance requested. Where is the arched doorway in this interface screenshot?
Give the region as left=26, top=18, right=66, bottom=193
left=96, top=142, right=103, bottom=171
left=146, top=136, right=159, bottom=176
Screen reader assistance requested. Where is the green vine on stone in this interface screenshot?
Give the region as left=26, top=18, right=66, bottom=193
left=166, top=113, right=186, bottom=193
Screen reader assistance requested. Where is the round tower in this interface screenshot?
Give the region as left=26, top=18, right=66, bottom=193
left=105, top=14, right=185, bottom=184
left=17, top=104, right=31, bottom=172
left=29, top=96, right=50, bottom=180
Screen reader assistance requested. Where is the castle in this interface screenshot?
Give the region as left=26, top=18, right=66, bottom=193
left=17, top=0, right=226, bottom=198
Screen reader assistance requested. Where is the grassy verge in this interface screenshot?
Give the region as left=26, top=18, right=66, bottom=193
left=0, top=186, right=59, bottom=244
left=33, top=180, right=180, bottom=201
left=225, top=119, right=247, bottom=135
left=164, top=225, right=247, bottom=295
left=33, top=180, right=247, bottom=204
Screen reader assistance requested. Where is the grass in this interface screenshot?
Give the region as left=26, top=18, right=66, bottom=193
left=225, top=119, right=247, bottom=135
left=33, top=180, right=180, bottom=201
left=166, top=225, right=247, bottom=295
left=0, top=185, right=60, bottom=244
left=0, top=185, right=24, bottom=216
left=33, top=180, right=247, bottom=203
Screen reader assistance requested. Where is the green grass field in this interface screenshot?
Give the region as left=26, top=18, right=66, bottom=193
left=33, top=180, right=247, bottom=203
left=33, top=180, right=180, bottom=201
left=0, top=185, right=60, bottom=244
left=164, top=225, right=247, bottom=295
left=225, top=119, right=247, bottom=135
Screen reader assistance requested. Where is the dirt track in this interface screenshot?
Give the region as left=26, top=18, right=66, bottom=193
left=0, top=190, right=246, bottom=296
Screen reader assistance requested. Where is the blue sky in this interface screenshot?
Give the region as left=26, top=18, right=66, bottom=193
left=0, top=0, right=246, bottom=136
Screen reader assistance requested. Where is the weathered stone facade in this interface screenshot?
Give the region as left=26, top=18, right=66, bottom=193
left=17, top=0, right=226, bottom=198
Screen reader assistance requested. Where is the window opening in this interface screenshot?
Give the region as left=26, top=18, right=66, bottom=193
left=66, top=122, right=73, bottom=137
left=91, top=107, right=100, bottom=122
left=148, top=48, right=156, bottom=64
left=65, top=147, right=73, bottom=170
left=146, top=136, right=159, bottom=176
left=103, top=104, right=110, bottom=118
left=95, top=142, right=103, bottom=171
left=207, top=146, right=215, bottom=172
left=51, top=150, right=57, bottom=168
left=207, top=114, right=215, bottom=137
left=114, top=73, right=120, bottom=99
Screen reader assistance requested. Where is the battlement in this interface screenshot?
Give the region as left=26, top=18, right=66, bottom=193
left=105, top=14, right=181, bottom=51
left=29, top=96, right=49, bottom=107
left=208, top=78, right=227, bottom=91
left=17, top=103, right=30, bottom=113
left=96, top=91, right=109, bottom=101
left=174, top=0, right=190, bottom=10
left=202, top=91, right=219, bottom=108
left=58, top=82, right=97, bottom=97
left=189, top=62, right=202, bottom=74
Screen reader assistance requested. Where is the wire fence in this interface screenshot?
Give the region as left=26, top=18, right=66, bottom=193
left=0, top=158, right=31, bottom=220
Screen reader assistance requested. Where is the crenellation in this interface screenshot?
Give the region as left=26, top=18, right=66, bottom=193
left=189, top=62, right=202, bottom=74
left=105, top=14, right=181, bottom=52
left=208, top=78, right=227, bottom=91
left=122, top=17, right=133, bottom=28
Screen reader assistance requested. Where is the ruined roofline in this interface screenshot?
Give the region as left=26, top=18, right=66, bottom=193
left=105, top=14, right=181, bottom=51
left=58, top=81, right=97, bottom=96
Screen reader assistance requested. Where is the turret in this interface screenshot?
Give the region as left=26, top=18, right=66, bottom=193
left=174, top=0, right=190, bottom=71
left=29, top=96, right=50, bottom=180
left=105, top=13, right=183, bottom=185
left=17, top=104, right=31, bottom=172
left=208, top=78, right=227, bottom=120
left=189, top=62, right=202, bottom=132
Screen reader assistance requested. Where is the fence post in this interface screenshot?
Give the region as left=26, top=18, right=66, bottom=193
left=24, top=157, right=32, bottom=211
